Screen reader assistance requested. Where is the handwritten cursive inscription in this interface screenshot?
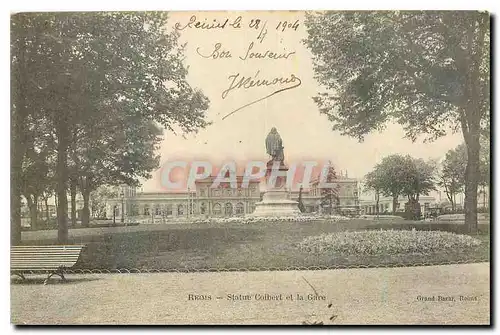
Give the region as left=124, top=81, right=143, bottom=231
left=175, top=15, right=242, bottom=30
left=240, top=42, right=295, bottom=60
left=178, top=14, right=303, bottom=120
left=196, top=42, right=295, bottom=61
left=221, top=71, right=302, bottom=120
left=196, top=43, right=232, bottom=59
left=222, top=71, right=300, bottom=99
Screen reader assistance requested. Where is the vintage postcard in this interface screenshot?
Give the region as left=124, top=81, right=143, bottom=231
left=10, top=10, right=490, bottom=325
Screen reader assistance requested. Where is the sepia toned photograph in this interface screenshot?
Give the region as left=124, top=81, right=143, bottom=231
left=10, top=10, right=490, bottom=325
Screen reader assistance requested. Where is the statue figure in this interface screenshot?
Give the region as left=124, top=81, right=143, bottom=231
left=265, top=127, right=285, bottom=162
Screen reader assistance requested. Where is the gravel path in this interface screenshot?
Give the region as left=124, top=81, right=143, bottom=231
left=11, top=263, right=490, bottom=325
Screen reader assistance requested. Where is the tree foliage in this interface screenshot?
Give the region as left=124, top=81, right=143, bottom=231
left=90, top=185, right=119, bottom=219
left=364, top=154, right=436, bottom=215
left=11, top=12, right=210, bottom=243
left=304, top=11, right=489, bottom=231
left=438, top=140, right=489, bottom=211
left=438, top=144, right=467, bottom=211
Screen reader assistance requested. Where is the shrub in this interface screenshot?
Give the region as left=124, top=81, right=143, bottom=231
left=191, top=214, right=349, bottom=225
left=298, top=229, right=482, bottom=255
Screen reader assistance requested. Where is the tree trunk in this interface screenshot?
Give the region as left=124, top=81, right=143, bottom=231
left=443, top=181, right=453, bottom=212
left=26, top=195, right=38, bottom=230
left=460, top=14, right=487, bottom=233
left=464, top=134, right=480, bottom=233
left=392, top=194, right=397, bottom=215
left=30, top=195, right=38, bottom=229
left=11, top=182, right=22, bottom=245
left=70, top=179, right=77, bottom=227
left=10, top=16, right=27, bottom=246
left=45, top=197, right=49, bottom=222
left=11, top=137, right=23, bottom=243
left=329, top=194, right=332, bottom=215
left=82, top=189, right=91, bottom=227
left=56, top=123, right=69, bottom=244
left=482, top=185, right=487, bottom=210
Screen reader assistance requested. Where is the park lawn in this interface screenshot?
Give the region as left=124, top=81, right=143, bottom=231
left=22, top=219, right=490, bottom=271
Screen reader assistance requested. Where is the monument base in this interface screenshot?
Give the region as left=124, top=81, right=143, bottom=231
left=250, top=189, right=301, bottom=217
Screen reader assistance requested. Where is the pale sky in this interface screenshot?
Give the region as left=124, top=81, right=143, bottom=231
left=141, top=11, right=463, bottom=193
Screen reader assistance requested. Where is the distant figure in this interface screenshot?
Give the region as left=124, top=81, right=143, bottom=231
left=265, top=127, right=285, bottom=162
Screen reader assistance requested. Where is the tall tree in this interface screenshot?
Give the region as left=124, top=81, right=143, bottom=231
left=305, top=11, right=489, bottom=232
left=438, top=144, right=467, bottom=211
left=367, top=155, right=408, bottom=215
left=320, top=163, right=340, bottom=215
left=400, top=157, right=436, bottom=219
left=364, top=169, right=383, bottom=215
left=19, top=125, right=54, bottom=230
left=11, top=14, right=32, bottom=244
left=11, top=12, right=210, bottom=243
left=90, top=185, right=118, bottom=219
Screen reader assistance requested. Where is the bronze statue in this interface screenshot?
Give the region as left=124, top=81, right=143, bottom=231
left=265, top=127, right=285, bottom=162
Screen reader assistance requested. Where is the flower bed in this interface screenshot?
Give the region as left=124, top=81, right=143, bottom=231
left=298, top=229, right=482, bottom=255
left=191, top=214, right=349, bottom=225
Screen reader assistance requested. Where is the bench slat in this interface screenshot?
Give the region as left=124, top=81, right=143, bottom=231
left=10, top=245, right=85, bottom=273
left=12, top=258, right=78, bottom=264
left=12, top=255, right=82, bottom=258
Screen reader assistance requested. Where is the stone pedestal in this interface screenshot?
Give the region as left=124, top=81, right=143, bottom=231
left=250, top=160, right=300, bottom=217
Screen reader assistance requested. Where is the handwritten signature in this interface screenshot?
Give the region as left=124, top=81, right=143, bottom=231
left=221, top=71, right=302, bottom=120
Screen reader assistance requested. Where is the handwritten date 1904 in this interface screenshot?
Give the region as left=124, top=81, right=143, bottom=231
left=276, top=20, right=300, bottom=32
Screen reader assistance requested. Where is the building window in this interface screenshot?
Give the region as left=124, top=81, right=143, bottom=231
left=225, top=189, right=232, bottom=197
left=143, top=206, right=150, bottom=216
left=178, top=204, right=184, bottom=216
left=200, top=188, right=206, bottom=197
left=200, top=202, right=207, bottom=214
left=166, top=205, right=173, bottom=216
left=155, top=207, right=161, bottom=215
left=213, top=203, right=222, bottom=215
left=235, top=202, right=244, bottom=215
left=225, top=202, right=233, bottom=216
left=213, top=189, right=221, bottom=197
left=237, top=189, right=243, bottom=197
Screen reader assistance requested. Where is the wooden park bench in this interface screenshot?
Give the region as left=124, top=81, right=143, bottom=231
left=11, top=245, right=85, bottom=284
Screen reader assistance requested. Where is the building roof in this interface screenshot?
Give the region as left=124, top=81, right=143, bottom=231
left=196, top=175, right=261, bottom=184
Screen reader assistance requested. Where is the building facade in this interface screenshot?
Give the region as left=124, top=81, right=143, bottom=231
left=106, top=173, right=360, bottom=223
left=359, top=195, right=437, bottom=217
left=106, top=176, right=262, bottom=222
